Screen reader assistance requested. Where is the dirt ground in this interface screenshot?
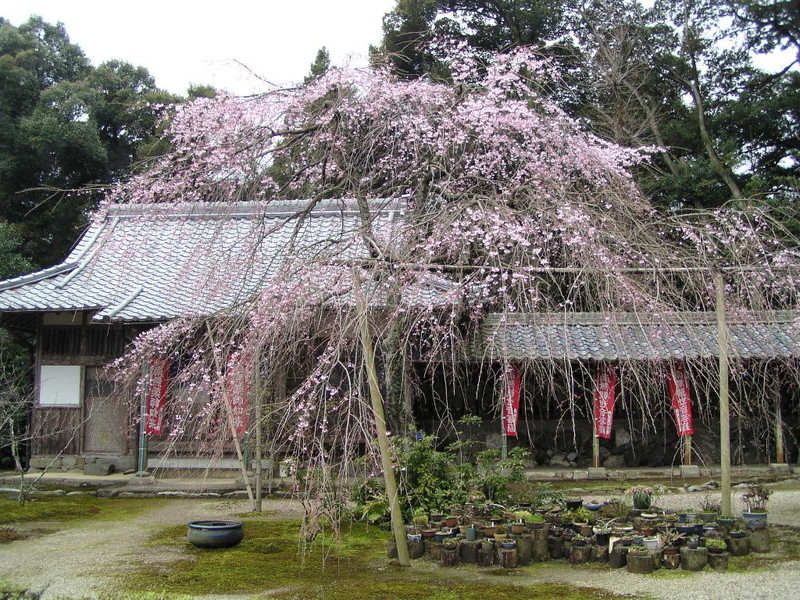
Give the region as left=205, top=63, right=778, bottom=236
left=2, top=484, right=800, bottom=600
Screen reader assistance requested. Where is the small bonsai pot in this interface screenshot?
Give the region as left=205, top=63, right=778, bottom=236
left=187, top=520, right=244, bottom=549
left=730, top=530, right=747, bottom=539
left=565, top=498, right=583, bottom=510
left=421, top=529, right=437, bottom=539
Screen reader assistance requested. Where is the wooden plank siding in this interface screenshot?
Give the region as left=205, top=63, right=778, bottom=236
left=32, top=313, right=137, bottom=457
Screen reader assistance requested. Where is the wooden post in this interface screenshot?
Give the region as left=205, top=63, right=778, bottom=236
left=715, top=274, right=731, bottom=517
left=683, top=434, right=692, bottom=466
left=592, top=432, right=600, bottom=468
left=253, top=350, right=263, bottom=512
left=775, top=392, right=785, bottom=464
left=353, top=274, right=410, bottom=567
left=135, top=363, right=149, bottom=476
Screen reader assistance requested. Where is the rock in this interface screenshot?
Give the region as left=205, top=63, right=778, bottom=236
left=566, top=452, right=579, bottom=462
left=61, top=456, right=78, bottom=470
left=485, top=433, right=503, bottom=450
left=603, top=454, right=626, bottom=468
left=29, top=456, right=60, bottom=470
left=615, top=428, right=631, bottom=447
left=550, top=452, right=571, bottom=467
left=117, top=491, right=149, bottom=498
left=223, top=490, right=251, bottom=499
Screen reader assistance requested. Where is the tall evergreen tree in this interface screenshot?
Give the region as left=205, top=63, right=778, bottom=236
left=0, top=16, right=176, bottom=268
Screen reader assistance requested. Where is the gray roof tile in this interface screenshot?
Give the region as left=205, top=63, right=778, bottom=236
left=478, top=312, right=800, bottom=361
left=0, top=199, right=410, bottom=323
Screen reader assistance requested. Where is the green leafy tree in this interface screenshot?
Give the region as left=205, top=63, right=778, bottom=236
left=0, top=16, right=177, bottom=268
left=375, top=0, right=568, bottom=77
left=304, top=46, right=330, bottom=83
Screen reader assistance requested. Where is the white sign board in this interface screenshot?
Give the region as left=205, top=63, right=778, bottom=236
left=39, top=365, right=83, bottom=406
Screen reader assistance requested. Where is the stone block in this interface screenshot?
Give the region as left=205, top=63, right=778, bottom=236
left=680, top=465, right=701, bottom=478
left=29, top=456, right=60, bottom=470
left=769, top=463, right=791, bottom=474
left=572, top=470, right=588, bottom=480
left=84, top=462, right=114, bottom=476
left=587, top=467, right=607, bottom=479
left=61, top=456, right=78, bottom=470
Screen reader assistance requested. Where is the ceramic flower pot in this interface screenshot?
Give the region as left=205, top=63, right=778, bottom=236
left=187, top=520, right=244, bottom=549
left=742, top=511, right=768, bottom=530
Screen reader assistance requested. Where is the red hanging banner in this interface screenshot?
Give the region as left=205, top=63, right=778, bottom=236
left=593, top=364, right=617, bottom=439
left=502, top=363, right=521, bottom=437
left=668, top=363, right=694, bottom=436
left=144, top=356, right=170, bottom=435
left=225, top=352, right=250, bottom=435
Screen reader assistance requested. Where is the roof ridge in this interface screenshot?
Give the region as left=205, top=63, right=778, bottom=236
left=0, top=263, right=77, bottom=292
left=105, top=198, right=406, bottom=220
left=485, top=310, right=800, bottom=325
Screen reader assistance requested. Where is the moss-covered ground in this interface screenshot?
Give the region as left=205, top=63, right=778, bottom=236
left=0, top=494, right=161, bottom=526
left=125, top=518, right=625, bottom=600
left=3, top=489, right=800, bottom=599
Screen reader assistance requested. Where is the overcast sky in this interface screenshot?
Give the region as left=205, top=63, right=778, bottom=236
left=2, top=0, right=397, bottom=95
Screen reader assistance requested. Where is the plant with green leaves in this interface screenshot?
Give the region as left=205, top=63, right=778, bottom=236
left=626, top=485, right=655, bottom=509
left=474, top=447, right=531, bottom=503
left=704, top=537, right=727, bottom=551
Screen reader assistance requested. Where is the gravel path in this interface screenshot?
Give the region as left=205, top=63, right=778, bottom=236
left=0, top=481, right=798, bottom=599
left=0, top=497, right=299, bottom=599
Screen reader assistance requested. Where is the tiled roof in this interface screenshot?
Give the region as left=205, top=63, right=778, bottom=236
left=0, top=199, right=412, bottom=323
left=477, top=311, right=800, bottom=361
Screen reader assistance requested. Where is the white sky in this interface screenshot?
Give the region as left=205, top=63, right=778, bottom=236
left=1, top=0, right=397, bottom=95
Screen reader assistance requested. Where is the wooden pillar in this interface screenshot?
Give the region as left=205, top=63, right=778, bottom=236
left=715, top=274, right=731, bottom=517
left=253, top=350, right=263, bottom=513
left=592, top=433, right=600, bottom=468
left=683, top=434, right=692, bottom=466
left=775, top=394, right=785, bottom=464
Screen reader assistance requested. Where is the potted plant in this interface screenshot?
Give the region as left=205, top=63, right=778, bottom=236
left=704, top=537, right=727, bottom=554
left=626, top=485, right=655, bottom=510
left=661, top=530, right=685, bottom=555
left=741, top=483, right=771, bottom=529
left=527, top=512, right=547, bottom=530
left=585, top=498, right=601, bottom=509
left=565, top=496, right=583, bottom=510
left=412, top=508, right=429, bottom=529
left=571, top=507, right=593, bottom=524
left=679, top=507, right=697, bottom=523
left=699, top=494, right=720, bottom=522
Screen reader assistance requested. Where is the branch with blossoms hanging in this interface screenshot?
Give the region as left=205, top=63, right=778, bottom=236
left=105, top=43, right=799, bottom=539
